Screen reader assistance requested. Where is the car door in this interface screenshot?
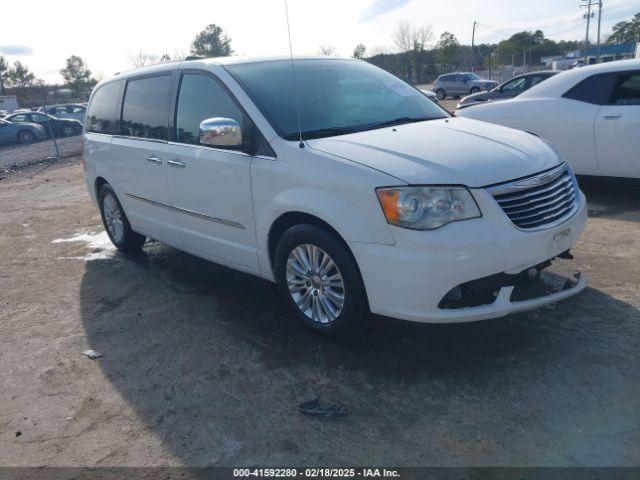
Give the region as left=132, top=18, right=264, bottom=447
left=109, top=73, right=180, bottom=246
left=164, top=70, right=261, bottom=272
left=500, top=76, right=527, bottom=99
left=30, top=113, right=57, bottom=136
left=453, top=75, right=467, bottom=95
left=594, top=71, right=640, bottom=178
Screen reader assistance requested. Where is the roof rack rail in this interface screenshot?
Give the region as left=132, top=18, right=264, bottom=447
left=184, top=55, right=206, bottom=61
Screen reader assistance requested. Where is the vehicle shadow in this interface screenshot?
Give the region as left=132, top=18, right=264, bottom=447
left=79, top=242, right=640, bottom=466
left=578, top=175, right=640, bottom=223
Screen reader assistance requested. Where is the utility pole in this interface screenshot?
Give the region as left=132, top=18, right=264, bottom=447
left=596, top=0, right=603, bottom=63
left=471, top=21, right=477, bottom=71
left=581, top=0, right=597, bottom=65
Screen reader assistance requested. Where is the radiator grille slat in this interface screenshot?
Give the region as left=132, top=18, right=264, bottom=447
left=489, top=165, right=578, bottom=230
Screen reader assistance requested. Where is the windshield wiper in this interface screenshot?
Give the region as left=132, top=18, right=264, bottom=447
left=366, top=117, right=433, bottom=129
left=285, top=127, right=357, bottom=141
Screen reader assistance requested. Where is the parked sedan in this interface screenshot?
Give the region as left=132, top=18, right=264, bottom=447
left=457, top=71, right=558, bottom=109
left=457, top=60, right=640, bottom=179
left=5, top=112, right=83, bottom=138
left=39, top=103, right=87, bottom=123
left=0, top=119, right=48, bottom=145
left=432, top=72, right=499, bottom=100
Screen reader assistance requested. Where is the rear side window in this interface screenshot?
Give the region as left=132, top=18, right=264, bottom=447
left=563, top=73, right=617, bottom=105
left=175, top=73, right=244, bottom=145
left=121, top=75, right=171, bottom=140
left=87, top=81, right=123, bottom=134
left=439, top=75, right=452, bottom=82
left=610, top=72, right=640, bottom=105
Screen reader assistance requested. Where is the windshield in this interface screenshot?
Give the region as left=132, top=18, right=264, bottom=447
left=226, top=59, right=448, bottom=140
left=465, top=73, right=481, bottom=81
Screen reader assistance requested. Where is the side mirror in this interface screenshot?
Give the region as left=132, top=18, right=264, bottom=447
left=199, top=117, right=242, bottom=147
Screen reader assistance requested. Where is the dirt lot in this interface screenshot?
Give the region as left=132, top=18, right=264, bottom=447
left=1, top=159, right=639, bottom=467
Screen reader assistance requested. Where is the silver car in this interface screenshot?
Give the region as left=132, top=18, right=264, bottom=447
left=432, top=72, right=499, bottom=100
left=0, top=118, right=48, bottom=145
left=456, top=71, right=558, bottom=110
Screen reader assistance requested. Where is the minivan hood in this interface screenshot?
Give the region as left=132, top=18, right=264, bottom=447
left=307, top=117, right=561, bottom=188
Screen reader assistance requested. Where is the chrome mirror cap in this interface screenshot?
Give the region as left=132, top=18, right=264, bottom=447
left=199, top=117, right=242, bottom=147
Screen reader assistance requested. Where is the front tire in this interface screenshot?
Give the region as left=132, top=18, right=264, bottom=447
left=98, top=183, right=146, bottom=253
left=17, top=130, right=35, bottom=144
left=274, top=224, right=368, bottom=336
left=470, top=87, right=481, bottom=94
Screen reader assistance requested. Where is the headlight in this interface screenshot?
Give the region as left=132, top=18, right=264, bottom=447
left=376, top=186, right=481, bottom=230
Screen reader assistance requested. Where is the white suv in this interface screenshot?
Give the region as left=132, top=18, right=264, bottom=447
left=84, top=56, right=587, bottom=335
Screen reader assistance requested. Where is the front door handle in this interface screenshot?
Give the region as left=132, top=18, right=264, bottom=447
left=167, top=159, right=186, bottom=168
left=604, top=113, right=622, bottom=120
left=145, top=155, right=162, bottom=164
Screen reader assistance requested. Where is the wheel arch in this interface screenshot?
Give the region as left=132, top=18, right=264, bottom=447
left=267, top=211, right=353, bottom=270
left=267, top=211, right=371, bottom=312
left=94, top=176, right=109, bottom=200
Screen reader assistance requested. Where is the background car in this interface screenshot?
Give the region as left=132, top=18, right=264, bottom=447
left=432, top=72, right=499, bottom=100
left=457, top=59, right=640, bottom=179
left=0, top=109, right=8, bottom=118
left=456, top=71, right=558, bottom=109
left=0, top=118, right=48, bottom=145
left=39, top=103, right=87, bottom=124
left=5, top=111, right=83, bottom=138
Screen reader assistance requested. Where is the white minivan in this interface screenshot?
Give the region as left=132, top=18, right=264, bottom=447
left=84, top=56, right=588, bottom=335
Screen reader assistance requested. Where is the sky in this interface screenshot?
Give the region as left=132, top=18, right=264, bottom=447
left=0, top=0, right=638, bottom=84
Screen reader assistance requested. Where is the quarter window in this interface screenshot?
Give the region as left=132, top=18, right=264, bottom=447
left=86, top=81, right=123, bottom=134
left=121, top=75, right=171, bottom=140
left=610, top=72, right=640, bottom=105
left=175, top=73, right=244, bottom=146
left=563, top=73, right=617, bottom=105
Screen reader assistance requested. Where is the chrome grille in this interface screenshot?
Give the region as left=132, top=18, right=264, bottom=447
left=488, top=164, right=579, bottom=230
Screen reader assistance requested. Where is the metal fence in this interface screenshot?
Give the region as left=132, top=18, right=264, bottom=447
left=0, top=126, right=82, bottom=173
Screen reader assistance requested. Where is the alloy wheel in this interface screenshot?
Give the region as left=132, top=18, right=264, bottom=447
left=286, top=244, right=345, bottom=324
left=102, top=193, right=125, bottom=243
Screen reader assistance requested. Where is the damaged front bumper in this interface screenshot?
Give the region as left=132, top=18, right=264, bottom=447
left=436, top=255, right=586, bottom=322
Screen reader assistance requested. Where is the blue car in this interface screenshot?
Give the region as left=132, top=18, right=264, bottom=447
left=0, top=118, right=48, bottom=145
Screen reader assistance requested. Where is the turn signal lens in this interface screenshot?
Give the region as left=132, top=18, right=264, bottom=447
left=376, top=186, right=481, bottom=230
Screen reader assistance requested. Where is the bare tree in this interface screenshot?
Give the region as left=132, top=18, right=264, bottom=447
left=171, top=48, right=191, bottom=61
left=393, top=21, right=413, bottom=53
left=127, top=50, right=160, bottom=68
left=392, top=21, right=434, bottom=83
left=393, top=21, right=433, bottom=52
left=318, top=45, right=338, bottom=56
left=369, top=45, right=390, bottom=56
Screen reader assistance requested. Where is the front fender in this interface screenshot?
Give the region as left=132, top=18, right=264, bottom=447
left=255, top=187, right=396, bottom=278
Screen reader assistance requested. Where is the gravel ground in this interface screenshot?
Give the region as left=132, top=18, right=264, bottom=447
left=0, top=159, right=639, bottom=468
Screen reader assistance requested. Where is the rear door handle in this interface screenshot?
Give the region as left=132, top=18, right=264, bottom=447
left=167, top=159, right=186, bottom=168
left=604, top=114, right=622, bottom=119
left=145, top=155, right=162, bottom=164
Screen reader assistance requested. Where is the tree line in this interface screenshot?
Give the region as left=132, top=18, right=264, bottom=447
left=2, top=11, right=638, bottom=105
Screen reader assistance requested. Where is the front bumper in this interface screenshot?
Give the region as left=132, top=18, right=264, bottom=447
left=350, top=189, right=588, bottom=323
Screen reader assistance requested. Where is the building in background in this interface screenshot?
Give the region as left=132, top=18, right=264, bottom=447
left=542, top=43, right=638, bottom=70
left=0, top=95, right=19, bottom=114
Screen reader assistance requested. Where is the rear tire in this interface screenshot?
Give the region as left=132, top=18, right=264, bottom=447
left=436, top=89, right=446, bottom=100
left=17, top=130, right=34, bottom=144
left=98, top=183, right=146, bottom=253
left=274, top=224, right=368, bottom=336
